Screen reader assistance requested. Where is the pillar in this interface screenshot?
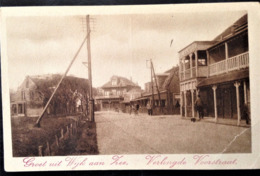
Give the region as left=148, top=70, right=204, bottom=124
left=190, top=54, right=193, bottom=77
left=225, top=42, right=229, bottom=72
left=183, top=58, right=186, bottom=80
left=212, top=85, right=218, bottom=123
left=191, top=89, right=195, bottom=118
left=180, top=91, right=183, bottom=117
left=234, top=81, right=241, bottom=126
left=243, top=81, right=247, bottom=105
left=184, top=91, right=187, bottom=117
left=195, top=51, right=198, bottom=77
left=196, top=89, right=200, bottom=117
left=206, top=50, right=210, bottom=77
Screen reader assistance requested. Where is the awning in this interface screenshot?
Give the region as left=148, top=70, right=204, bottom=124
left=131, top=97, right=149, bottom=101
left=197, top=69, right=249, bottom=87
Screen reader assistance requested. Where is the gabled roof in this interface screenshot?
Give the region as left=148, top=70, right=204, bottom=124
left=162, top=66, right=179, bottom=92
left=102, top=75, right=139, bottom=88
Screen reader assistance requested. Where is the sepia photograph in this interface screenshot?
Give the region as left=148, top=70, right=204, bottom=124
left=1, top=3, right=260, bottom=171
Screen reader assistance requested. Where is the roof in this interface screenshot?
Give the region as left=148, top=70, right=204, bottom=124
left=213, top=14, right=247, bottom=41
left=102, top=75, right=139, bottom=88
left=178, top=41, right=217, bottom=53
left=28, top=74, right=89, bottom=91
left=155, top=73, right=170, bottom=77
left=162, top=66, right=180, bottom=92
left=197, top=69, right=249, bottom=87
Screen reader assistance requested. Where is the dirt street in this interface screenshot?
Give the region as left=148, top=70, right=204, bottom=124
left=95, top=111, right=251, bottom=154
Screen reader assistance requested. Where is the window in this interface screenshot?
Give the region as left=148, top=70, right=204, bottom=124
left=198, top=58, right=207, bottom=66
left=112, top=89, right=116, bottom=95
left=112, top=79, right=117, bottom=86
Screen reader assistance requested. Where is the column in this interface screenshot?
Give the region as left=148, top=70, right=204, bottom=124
left=243, top=81, right=247, bottom=105
left=191, top=89, right=195, bottom=118
left=234, top=81, right=241, bottom=126
left=183, top=58, right=186, bottom=80
left=206, top=50, right=210, bottom=77
left=212, top=85, right=218, bottom=123
left=195, top=51, right=198, bottom=77
left=196, top=89, right=200, bottom=117
left=184, top=90, right=187, bottom=117
left=225, top=42, right=228, bottom=72
left=190, top=54, right=193, bottom=78
left=180, top=91, right=183, bottom=117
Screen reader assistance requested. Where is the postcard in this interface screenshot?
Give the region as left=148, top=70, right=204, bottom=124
left=1, top=2, right=260, bottom=171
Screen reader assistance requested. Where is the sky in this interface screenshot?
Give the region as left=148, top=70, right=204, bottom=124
left=6, top=10, right=247, bottom=90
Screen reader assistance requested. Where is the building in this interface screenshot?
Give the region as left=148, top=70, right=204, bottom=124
left=132, top=66, right=180, bottom=115
left=95, top=75, right=142, bottom=111
left=179, top=14, right=249, bottom=125
left=10, top=74, right=90, bottom=117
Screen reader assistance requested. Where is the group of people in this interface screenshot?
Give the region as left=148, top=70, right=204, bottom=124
left=129, top=103, right=140, bottom=115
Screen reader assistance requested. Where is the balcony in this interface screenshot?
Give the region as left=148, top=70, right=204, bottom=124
left=209, top=52, right=249, bottom=76
left=95, top=95, right=123, bottom=100
left=180, top=67, right=198, bottom=81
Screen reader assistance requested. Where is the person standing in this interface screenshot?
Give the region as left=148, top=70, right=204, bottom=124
left=146, top=101, right=152, bottom=116
left=135, top=103, right=140, bottom=115
left=195, top=95, right=204, bottom=120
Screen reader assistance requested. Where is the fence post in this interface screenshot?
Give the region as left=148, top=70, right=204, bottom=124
left=61, top=129, right=64, bottom=139
left=38, top=146, right=43, bottom=156
left=46, top=141, right=51, bottom=156
left=70, top=123, right=73, bottom=136
left=55, top=135, right=59, bottom=147
left=67, top=126, right=70, bottom=138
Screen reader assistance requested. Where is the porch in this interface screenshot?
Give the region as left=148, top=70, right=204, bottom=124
left=209, top=52, right=249, bottom=76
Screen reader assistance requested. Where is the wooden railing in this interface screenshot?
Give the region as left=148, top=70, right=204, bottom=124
left=180, top=67, right=198, bottom=81
left=209, top=52, right=249, bottom=76
left=184, top=69, right=191, bottom=79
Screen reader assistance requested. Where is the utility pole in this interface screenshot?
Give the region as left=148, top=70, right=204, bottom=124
left=34, top=34, right=88, bottom=127
left=151, top=60, right=163, bottom=112
left=150, top=60, right=155, bottom=110
left=86, top=15, right=95, bottom=122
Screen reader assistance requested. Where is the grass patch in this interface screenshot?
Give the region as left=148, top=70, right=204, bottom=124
left=12, top=116, right=74, bottom=156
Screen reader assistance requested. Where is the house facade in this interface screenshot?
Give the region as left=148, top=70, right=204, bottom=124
left=179, top=14, right=249, bottom=125
left=95, top=75, right=142, bottom=111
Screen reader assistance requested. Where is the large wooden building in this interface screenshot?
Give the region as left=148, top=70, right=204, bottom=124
left=179, top=14, right=249, bottom=125
left=95, top=75, right=142, bottom=111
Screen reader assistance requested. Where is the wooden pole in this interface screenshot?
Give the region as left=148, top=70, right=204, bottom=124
left=150, top=60, right=155, bottom=111
left=151, top=60, right=162, bottom=112
left=86, top=15, right=95, bottom=122
left=34, top=34, right=89, bottom=127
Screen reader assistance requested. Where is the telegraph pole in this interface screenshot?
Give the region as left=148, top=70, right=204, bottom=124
left=86, top=15, right=95, bottom=122
left=150, top=60, right=155, bottom=109
left=151, top=60, right=162, bottom=112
